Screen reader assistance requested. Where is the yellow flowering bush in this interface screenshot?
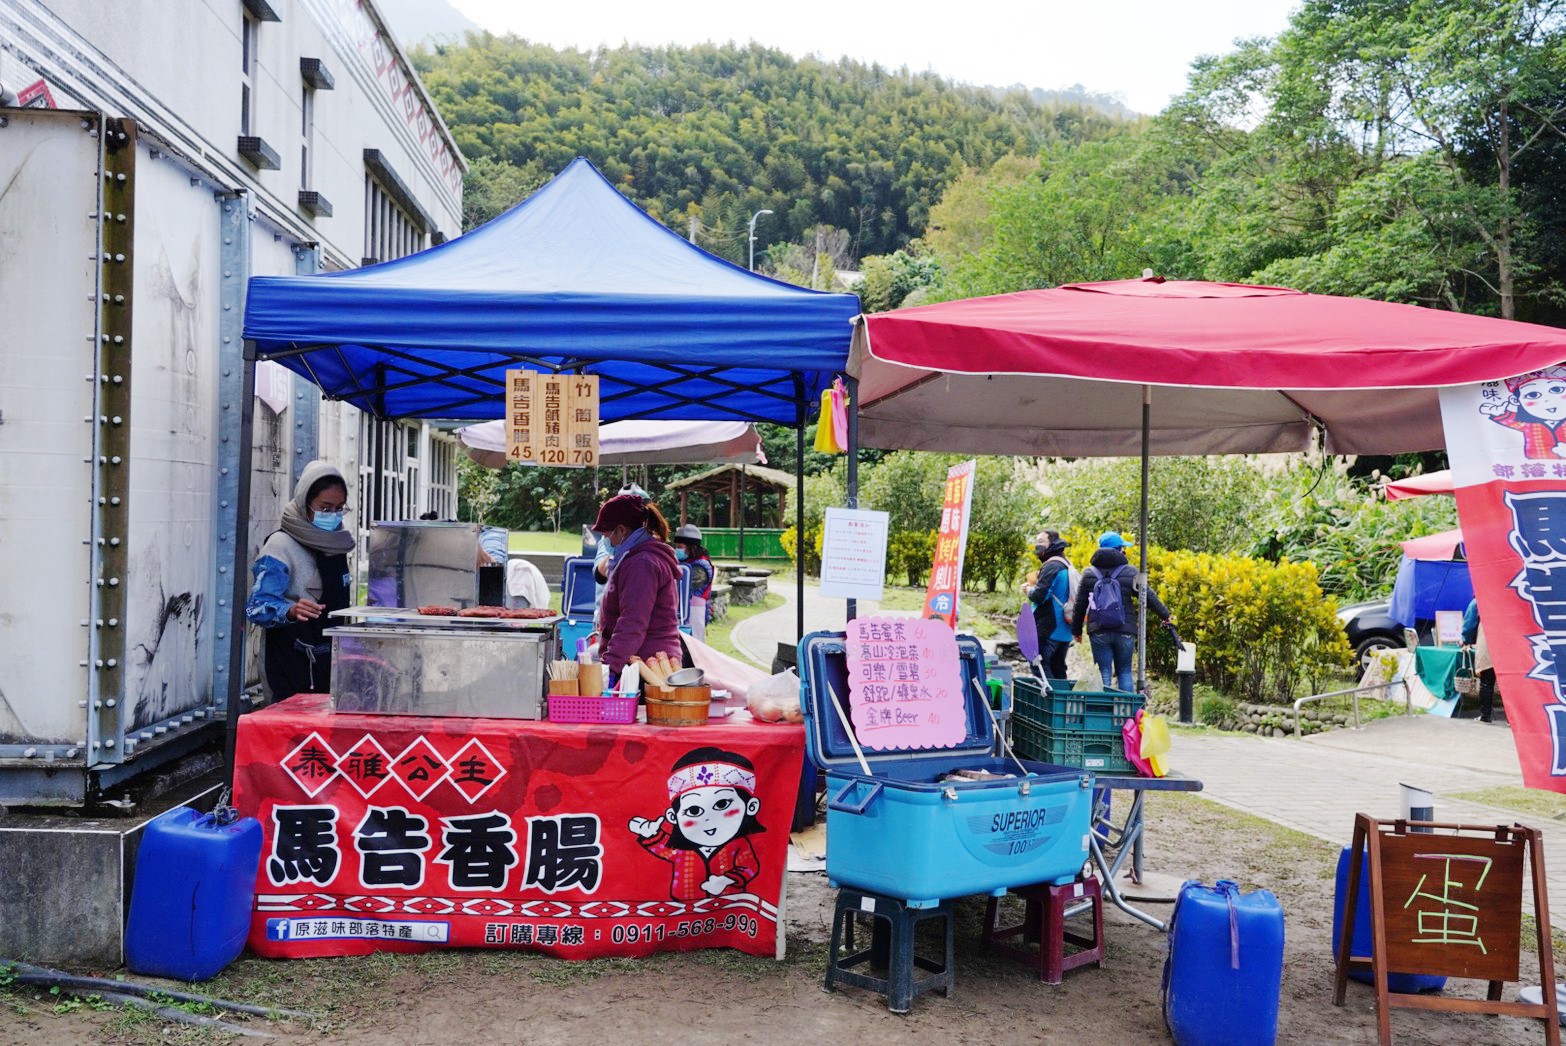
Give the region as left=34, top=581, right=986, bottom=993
left=1147, top=548, right=1352, bottom=701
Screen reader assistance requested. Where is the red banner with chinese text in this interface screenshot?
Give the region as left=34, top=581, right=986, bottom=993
left=233, top=695, right=804, bottom=957
left=922, top=460, right=976, bottom=626
left=1442, top=376, right=1566, bottom=792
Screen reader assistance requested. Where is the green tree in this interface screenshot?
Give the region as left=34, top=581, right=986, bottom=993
left=1167, top=0, right=1566, bottom=316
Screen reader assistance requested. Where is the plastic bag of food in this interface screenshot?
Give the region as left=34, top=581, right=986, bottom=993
left=747, top=669, right=803, bottom=723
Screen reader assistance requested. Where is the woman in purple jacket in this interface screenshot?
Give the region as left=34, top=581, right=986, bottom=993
left=593, top=492, right=683, bottom=679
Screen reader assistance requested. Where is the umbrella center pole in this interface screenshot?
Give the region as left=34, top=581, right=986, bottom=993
left=1137, top=385, right=1151, bottom=695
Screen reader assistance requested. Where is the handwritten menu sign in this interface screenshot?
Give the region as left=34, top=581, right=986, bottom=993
left=845, top=615, right=967, bottom=751
left=506, top=369, right=537, bottom=464
left=505, top=370, right=598, bottom=468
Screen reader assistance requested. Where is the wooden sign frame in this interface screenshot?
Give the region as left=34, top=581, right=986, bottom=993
left=1334, top=814, right=1558, bottom=1044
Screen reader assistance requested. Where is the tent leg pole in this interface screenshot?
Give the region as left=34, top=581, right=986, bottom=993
left=225, top=345, right=258, bottom=787
left=845, top=374, right=859, bottom=623
left=795, top=377, right=807, bottom=643
left=1137, top=384, right=1150, bottom=695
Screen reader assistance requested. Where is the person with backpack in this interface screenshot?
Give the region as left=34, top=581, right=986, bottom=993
left=1070, top=531, right=1173, bottom=692
left=1023, top=530, right=1077, bottom=680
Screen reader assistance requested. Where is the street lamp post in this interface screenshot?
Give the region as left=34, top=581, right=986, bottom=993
left=747, top=209, right=773, bottom=272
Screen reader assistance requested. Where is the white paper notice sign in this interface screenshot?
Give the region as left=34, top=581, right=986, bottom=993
left=820, top=507, right=890, bottom=601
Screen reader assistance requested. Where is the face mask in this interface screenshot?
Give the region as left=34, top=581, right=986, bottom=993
left=312, top=511, right=344, bottom=532
left=1035, top=545, right=1050, bottom=560
left=675, top=548, right=688, bottom=561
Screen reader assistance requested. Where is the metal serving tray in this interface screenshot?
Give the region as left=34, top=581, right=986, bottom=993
left=329, top=606, right=563, bottom=631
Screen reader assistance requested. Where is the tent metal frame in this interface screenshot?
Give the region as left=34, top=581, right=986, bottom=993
left=227, top=340, right=860, bottom=769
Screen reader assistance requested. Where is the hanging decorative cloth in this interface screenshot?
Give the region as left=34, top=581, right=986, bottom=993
left=830, top=378, right=850, bottom=452
left=813, top=389, right=838, bottom=452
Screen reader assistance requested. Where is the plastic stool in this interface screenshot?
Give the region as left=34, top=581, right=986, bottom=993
left=983, top=877, right=1105, bottom=984
left=824, top=888, right=955, bottom=1013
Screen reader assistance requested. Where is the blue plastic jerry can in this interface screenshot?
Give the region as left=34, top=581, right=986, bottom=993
left=1163, top=879, right=1285, bottom=1046
left=125, top=805, right=263, bottom=981
left=1332, top=847, right=1447, bottom=994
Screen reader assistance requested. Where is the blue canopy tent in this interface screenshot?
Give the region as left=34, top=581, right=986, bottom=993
left=1388, top=528, right=1474, bottom=631
left=227, top=159, right=862, bottom=759
left=243, top=158, right=859, bottom=423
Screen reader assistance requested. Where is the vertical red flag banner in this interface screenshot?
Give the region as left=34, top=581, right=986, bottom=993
left=1442, top=371, right=1566, bottom=791
left=923, top=460, right=976, bottom=626
left=233, top=696, right=804, bottom=958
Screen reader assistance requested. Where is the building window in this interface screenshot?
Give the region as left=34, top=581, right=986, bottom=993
left=363, top=175, right=426, bottom=264
left=300, top=86, right=314, bottom=189
left=240, top=12, right=258, bottom=136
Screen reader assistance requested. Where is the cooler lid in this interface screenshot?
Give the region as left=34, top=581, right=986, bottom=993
left=798, top=629, right=996, bottom=771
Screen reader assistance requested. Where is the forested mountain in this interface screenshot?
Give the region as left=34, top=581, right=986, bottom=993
left=412, top=36, right=1140, bottom=261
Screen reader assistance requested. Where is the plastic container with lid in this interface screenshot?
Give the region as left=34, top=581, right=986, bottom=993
left=125, top=805, right=263, bottom=981
left=1163, top=879, right=1285, bottom=1046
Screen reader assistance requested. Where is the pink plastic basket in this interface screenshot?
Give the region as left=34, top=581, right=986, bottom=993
left=548, top=693, right=638, bottom=724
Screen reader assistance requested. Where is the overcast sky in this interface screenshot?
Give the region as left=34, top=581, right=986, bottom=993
left=450, top=0, right=1301, bottom=114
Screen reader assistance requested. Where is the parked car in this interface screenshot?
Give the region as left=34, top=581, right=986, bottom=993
left=1336, top=601, right=1408, bottom=676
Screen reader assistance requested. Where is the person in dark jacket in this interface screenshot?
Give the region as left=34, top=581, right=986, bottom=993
left=245, top=461, right=356, bottom=700
left=1070, top=531, right=1172, bottom=692
left=1024, top=530, right=1074, bottom=680
left=1461, top=597, right=1496, bottom=723
left=594, top=492, right=683, bottom=679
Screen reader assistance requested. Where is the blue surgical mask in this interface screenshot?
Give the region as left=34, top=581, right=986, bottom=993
left=312, top=511, right=344, bottom=532
left=675, top=548, right=688, bottom=561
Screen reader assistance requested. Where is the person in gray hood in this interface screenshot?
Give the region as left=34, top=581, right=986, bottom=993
left=245, top=461, right=356, bottom=699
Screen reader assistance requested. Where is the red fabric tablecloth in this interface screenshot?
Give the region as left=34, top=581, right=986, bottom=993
left=233, top=694, right=804, bottom=959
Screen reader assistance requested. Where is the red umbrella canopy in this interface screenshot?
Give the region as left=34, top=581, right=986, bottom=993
left=851, top=280, right=1566, bottom=457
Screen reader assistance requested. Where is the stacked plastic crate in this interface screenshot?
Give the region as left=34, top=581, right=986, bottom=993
left=1010, top=678, right=1141, bottom=773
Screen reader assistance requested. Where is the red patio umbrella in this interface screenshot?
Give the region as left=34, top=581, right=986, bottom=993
left=848, top=278, right=1566, bottom=698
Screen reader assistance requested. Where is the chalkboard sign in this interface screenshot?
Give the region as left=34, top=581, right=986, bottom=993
left=844, top=615, right=967, bottom=751
left=1334, top=815, right=1558, bottom=1046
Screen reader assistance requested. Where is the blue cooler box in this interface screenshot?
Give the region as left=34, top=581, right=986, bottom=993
left=799, top=631, right=1094, bottom=908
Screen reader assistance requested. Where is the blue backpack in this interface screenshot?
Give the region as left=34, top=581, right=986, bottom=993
left=1087, top=565, right=1133, bottom=632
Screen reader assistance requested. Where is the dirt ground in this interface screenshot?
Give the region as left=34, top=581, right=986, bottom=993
left=5, top=793, right=1561, bottom=1045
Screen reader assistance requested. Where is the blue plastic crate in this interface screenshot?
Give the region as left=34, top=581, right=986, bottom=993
left=1013, top=677, right=1143, bottom=734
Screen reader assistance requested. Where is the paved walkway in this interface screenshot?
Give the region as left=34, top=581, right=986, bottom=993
left=1171, top=715, right=1565, bottom=912
left=729, top=579, right=916, bottom=668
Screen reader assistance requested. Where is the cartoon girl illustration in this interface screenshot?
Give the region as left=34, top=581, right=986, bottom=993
left=1487, top=368, right=1566, bottom=459
left=628, top=747, right=764, bottom=901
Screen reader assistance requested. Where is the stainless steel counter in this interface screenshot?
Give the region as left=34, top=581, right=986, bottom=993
left=327, top=621, right=555, bottom=719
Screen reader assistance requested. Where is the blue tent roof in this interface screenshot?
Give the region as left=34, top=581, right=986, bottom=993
left=243, top=158, right=861, bottom=423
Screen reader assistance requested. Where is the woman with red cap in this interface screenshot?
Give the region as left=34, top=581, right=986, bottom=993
left=593, top=491, right=683, bottom=680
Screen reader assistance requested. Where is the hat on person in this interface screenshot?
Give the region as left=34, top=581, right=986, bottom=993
left=673, top=523, right=703, bottom=544
left=1098, top=531, right=1127, bottom=549
left=592, top=494, right=650, bottom=534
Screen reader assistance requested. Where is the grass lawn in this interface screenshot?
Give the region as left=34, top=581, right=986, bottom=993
left=1449, top=785, right=1566, bottom=821
left=872, top=583, right=1012, bottom=639
left=704, top=591, right=785, bottom=663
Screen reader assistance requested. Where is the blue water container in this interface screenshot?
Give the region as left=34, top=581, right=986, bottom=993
left=125, top=806, right=263, bottom=981
left=1332, top=847, right=1447, bottom=994
left=1164, top=879, right=1284, bottom=1046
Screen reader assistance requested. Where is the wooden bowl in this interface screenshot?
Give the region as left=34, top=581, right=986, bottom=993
left=646, top=684, right=711, bottom=727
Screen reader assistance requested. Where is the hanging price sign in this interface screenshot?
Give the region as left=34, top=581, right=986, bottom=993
left=505, top=369, right=537, bottom=464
